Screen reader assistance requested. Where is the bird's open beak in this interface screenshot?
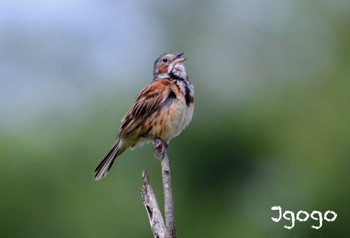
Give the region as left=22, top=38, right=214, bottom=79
left=174, top=52, right=186, bottom=63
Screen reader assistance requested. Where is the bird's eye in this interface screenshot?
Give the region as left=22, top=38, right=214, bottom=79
left=162, top=58, right=168, bottom=63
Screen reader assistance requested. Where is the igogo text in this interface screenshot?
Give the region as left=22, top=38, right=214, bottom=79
left=271, top=205, right=337, bottom=229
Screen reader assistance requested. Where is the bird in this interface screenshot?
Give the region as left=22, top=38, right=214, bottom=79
left=93, top=52, right=194, bottom=180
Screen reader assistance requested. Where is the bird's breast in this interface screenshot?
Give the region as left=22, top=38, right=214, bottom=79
left=155, top=97, right=193, bottom=142
left=149, top=83, right=194, bottom=142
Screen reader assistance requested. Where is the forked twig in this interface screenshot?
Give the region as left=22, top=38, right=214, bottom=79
left=140, top=139, right=176, bottom=238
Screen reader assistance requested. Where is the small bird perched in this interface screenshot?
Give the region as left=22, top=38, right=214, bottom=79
left=94, top=52, right=194, bottom=180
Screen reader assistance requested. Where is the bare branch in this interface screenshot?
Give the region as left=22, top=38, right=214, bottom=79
left=159, top=142, right=176, bottom=238
left=140, top=170, right=166, bottom=238
left=140, top=139, right=177, bottom=238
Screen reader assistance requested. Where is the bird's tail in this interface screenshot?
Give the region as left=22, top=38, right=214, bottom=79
left=93, top=139, right=126, bottom=181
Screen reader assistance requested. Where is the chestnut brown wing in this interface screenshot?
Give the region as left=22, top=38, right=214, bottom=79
left=117, top=80, right=174, bottom=138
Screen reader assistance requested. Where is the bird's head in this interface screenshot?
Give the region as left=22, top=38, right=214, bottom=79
left=153, top=52, right=187, bottom=80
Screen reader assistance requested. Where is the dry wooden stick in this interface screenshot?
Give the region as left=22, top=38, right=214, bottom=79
left=140, top=139, right=176, bottom=238
left=140, top=170, right=166, bottom=238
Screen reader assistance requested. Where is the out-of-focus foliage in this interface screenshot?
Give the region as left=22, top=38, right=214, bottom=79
left=1, top=0, right=349, bottom=237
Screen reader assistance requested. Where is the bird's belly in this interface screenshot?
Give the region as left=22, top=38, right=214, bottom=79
left=148, top=99, right=193, bottom=143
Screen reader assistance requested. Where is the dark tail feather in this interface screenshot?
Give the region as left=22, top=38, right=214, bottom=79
left=93, top=140, right=125, bottom=181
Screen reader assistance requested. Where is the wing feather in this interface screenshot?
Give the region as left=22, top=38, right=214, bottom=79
left=118, top=80, right=171, bottom=138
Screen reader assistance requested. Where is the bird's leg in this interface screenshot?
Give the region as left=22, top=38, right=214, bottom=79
left=153, top=138, right=168, bottom=159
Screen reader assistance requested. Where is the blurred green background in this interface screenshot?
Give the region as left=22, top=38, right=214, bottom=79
left=1, top=0, right=349, bottom=237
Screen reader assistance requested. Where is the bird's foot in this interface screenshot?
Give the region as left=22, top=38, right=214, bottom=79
left=153, top=138, right=168, bottom=159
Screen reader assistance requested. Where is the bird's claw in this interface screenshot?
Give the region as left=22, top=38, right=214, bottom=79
left=153, top=138, right=167, bottom=159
